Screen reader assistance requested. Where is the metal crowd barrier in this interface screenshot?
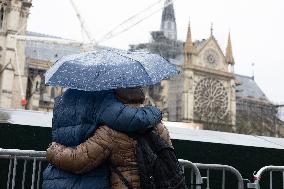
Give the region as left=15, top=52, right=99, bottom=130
left=247, top=166, right=284, bottom=189
left=179, top=159, right=203, bottom=189
left=0, top=148, right=46, bottom=189
left=2, top=148, right=283, bottom=189
left=195, top=163, right=245, bottom=189
left=179, top=159, right=245, bottom=189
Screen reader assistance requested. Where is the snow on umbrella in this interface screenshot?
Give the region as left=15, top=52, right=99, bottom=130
left=45, top=47, right=179, bottom=91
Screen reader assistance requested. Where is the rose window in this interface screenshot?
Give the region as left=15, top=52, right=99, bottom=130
left=194, top=78, right=229, bottom=121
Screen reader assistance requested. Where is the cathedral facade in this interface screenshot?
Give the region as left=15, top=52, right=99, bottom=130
left=131, top=0, right=283, bottom=135
left=0, top=0, right=81, bottom=111
left=131, top=0, right=237, bottom=127
left=0, top=0, right=31, bottom=109
left=0, top=0, right=282, bottom=136
left=182, top=27, right=236, bottom=127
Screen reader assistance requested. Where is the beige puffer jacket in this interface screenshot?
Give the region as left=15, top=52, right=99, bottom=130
left=46, top=123, right=172, bottom=189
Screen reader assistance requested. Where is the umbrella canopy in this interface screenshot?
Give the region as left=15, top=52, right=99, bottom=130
left=45, top=47, right=179, bottom=91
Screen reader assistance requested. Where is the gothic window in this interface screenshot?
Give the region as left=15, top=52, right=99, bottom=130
left=50, top=88, right=55, bottom=99
left=194, top=78, right=229, bottom=122
left=203, top=49, right=219, bottom=64
left=0, top=7, right=4, bottom=29
left=33, top=75, right=42, bottom=92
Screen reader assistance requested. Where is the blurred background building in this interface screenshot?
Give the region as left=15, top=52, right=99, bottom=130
left=279, top=104, right=284, bottom=122
left=0, top=0, right=283, bottom=136
left=130, top=0, right=284, bottom=136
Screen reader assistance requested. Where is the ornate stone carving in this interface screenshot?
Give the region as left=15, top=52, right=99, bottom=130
left=194, top=77, right=229, bottom=121
left=203, top=48, right=219, bottom=64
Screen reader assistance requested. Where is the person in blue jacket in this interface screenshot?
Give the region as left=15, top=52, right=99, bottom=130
left=42, top=88, right=162, bottom=189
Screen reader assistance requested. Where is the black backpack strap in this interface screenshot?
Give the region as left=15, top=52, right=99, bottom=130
left=110, top=163, right=134, bottom=189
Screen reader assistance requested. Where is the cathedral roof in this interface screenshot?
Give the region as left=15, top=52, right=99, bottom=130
left=193, top=39, right=207, bottom=52
left=161, top=0, right=176, bottom=22
left=26, top=31, right=62, bottom=39
left=235, top=74, right=270, bottom=103
left=25, top=31, right=81, bottom=63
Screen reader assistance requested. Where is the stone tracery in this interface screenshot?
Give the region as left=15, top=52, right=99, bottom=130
left=194, top=77, right=229, bottom=121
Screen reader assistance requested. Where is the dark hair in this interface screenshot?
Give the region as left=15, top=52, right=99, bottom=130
left=115, top=87, right=145, bottom=104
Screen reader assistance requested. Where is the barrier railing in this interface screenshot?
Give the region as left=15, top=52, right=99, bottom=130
left=194, top=163, right=245, bottom=189
left=179, top=159, right=203, bottom=189
left=179, top=159, right=245, bottom=189
left=0, top=148, right=46, bottom=189
left=2, top=148, right=283, bottom=189
left=247, top=166, right=284, bottom=189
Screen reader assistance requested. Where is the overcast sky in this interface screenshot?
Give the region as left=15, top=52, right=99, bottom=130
left=27, top=0, right=284, bottom=103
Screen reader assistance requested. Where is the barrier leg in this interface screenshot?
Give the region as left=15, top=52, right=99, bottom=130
left=22, top=160, right=27, bottom=189
left=30, top=158, right=36, bottom=189
left=282, top=171, right=284, bottom=189
left=7, top=159, right=12, bottom=189
left=206, top=169, right=210, bottom=189
left=11, top=156, right=18, bottom=189
left=36, top=161, right=42, bottom=189
left=222, top=169, right=225, bottom=189
left=190, top=169, right=193, bottom=189
left=269, top=171, right=272, bottom=189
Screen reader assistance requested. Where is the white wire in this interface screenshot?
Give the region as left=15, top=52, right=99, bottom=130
left=93, top=0, right=163, bottom=44
left=10, top=0, right=174, bottom=48
left=69, top=0, right=94, bottom=43
left=97, top=0, right=177, bottom=44
left=12, top=23, right=33, bottom=102
left=14, top=41, right=25, bottom=98
left=99, top=7, right=163, bottom=43
left=13, top=23, right=30, bottom=100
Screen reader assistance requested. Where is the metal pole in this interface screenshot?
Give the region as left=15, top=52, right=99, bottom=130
left=206, top=169, right=210, bottom=189
left=250, top=166, right=284, bottom=189
left=11, top=156, right=18, bottom=189
left=190, top=169, right=193, bottom=189
left=36, top=161, right=42, bottom=189
left=30, top=158, right=36, bottom=189
left=195, top=163, right=244, bottom=189
left=270, top=171, right=272, bottom=189
left=181, top=164, right=185, bottom=173
left=222, top=169, right=226, bottom=189
left=0, top=149, right=46, bottom=157
left=7, top=159, right=12, bottom=189
left=282, top=171, right=284, bottom=189
left=22, top=160, right=27, bottom=189
left=178, top=159, right=203, bottom=189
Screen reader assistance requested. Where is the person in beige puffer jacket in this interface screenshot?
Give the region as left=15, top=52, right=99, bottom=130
left=46, top=88, right=172, bottom=189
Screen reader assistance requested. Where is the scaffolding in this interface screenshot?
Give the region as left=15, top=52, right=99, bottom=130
left=236, top=98, right=284, bottom=137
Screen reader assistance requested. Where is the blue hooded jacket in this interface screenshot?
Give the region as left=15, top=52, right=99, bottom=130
left=42, top=89, right=162, bottom=189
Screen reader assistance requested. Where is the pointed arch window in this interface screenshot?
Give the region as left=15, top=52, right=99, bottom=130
left=0, top=7, right=4, bottom=29
left=50, top=88, right=55, bottom=99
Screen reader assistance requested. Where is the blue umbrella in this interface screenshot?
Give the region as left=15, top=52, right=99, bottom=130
left=45, top=47, right=179, bottom=91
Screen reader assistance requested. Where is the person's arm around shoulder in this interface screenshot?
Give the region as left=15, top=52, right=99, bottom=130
left=97, top=93, right=162, bottom=132
left=46, top=126, right=114, bottom=174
